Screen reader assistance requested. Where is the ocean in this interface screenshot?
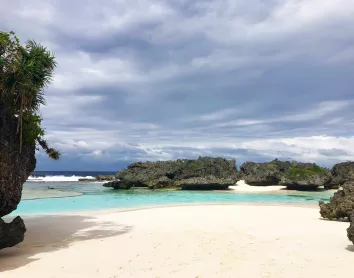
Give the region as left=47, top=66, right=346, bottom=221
left=15, top=171, right=333, bottom=216
left=29, top=171, right=116, bottom=182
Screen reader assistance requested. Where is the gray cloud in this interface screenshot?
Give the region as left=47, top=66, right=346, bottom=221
left=1, top=0, right=354, bottom=170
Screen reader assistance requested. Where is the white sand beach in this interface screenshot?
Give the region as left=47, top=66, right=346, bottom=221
left=230, top=180, right=287, bottom=192
left=0, top=204, right=353, bottom=278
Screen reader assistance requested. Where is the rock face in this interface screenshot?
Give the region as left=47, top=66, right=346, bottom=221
left=0, top=114, right=36, bottom=217
left=319, top=182, right=354, bottom=221
left=175, top=176, right=236, bottom=190
left=240, top=159, right=292, bottom=186
left=240, top=159, right=330, bottom=190
left=280, top=163, right=331, bottom=190
left=0, top=112, right=35, bottom=249
left=0, top=217, right=26, bottom=249
left=104, top=157, right=239, bottom=190
left=103, top=180, right=133, bottom=190
left=330, top=162, right=354, bottom=189
left=348, top=212, right=354, bottom=244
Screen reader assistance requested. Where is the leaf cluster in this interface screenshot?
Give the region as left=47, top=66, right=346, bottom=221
left=0, top=31, right=60, bottom=160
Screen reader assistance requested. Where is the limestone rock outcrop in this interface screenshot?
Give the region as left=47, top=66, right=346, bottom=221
left=0, top=216, right=26, bottom=249
left=319, top=182, right=354, bottom=221
left=240, top=159, right=330, bottom=190
left=330, top=162, right=354, bottom=189
left=280, top=163, right=331, bottom=190
left=240, top=159, right=292, bottom=186
left=0, top=112, right=35, bottom=249
left=103, top=157, right=240, bottom=190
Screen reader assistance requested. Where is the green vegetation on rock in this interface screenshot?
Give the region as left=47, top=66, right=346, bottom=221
left=104, top=157, right=240, bottom=190
left=0, top=31, right=60, bottom=159
left=280, top=162, right=331, bottom=190
left=288, top=164, right=325, bottom=178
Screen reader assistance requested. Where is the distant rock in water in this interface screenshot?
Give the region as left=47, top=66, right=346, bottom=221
left=103, top=180, right=133, bottom=190
left=319, top=182, right=354, bottom=221
left=240, top=159, right=292, bottom=186
left=330, top=162, right=354, bottom=189
left=280, top=162, right=331, bottom=191
left=79, top=175, right=115, bottom=182
left=240, top=159, right=330, bottom=190
left=103, top=157, right=240, bottom=190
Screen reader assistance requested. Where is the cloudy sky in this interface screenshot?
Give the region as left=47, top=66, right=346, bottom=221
left=1, top=0, right=354, bottom=170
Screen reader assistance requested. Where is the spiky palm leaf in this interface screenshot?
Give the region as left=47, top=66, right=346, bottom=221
left=0, top=31, right=60, bottom=160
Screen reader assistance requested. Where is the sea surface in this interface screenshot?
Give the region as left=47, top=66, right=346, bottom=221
left=15, top=171, right=334, bottom=215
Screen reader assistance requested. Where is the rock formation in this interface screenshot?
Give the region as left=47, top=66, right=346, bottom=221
left=330, top=162, right=354, bottom=189
left=319, top=182, right=354, bottom=221
left=175, top=176, right=236, bottom=190
left=280, top=163, right=331, bottom=190
left=103, top=180, right=133, bottom=190
left=79, top=175, right=115, bottom=182
left=240, top=159, right=292, bottom=186
left=0, top=112, right=36, bottom=249
left=348, top=212, right=354, bottom=244
left=0, top=217, right=26, bottom=249
left=240, top=159, right=330, bottom=190
left=103, top=157, right=240, bottom=190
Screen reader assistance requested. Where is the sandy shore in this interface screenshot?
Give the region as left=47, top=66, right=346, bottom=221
left=230, top=180, right=287, bottom=192
left=0, top=204, right=353, bottom=278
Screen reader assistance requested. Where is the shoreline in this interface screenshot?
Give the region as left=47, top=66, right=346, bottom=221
left=1, top=203, right=352, bottom=277
left=8, top=201, right=320, bottom=219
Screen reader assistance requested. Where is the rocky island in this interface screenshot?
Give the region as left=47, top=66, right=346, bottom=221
left=104, top=157, right=240, bottom=190
left=104, top=158, right=338, bottom=191
left=239, top=159, right=332, bottom=190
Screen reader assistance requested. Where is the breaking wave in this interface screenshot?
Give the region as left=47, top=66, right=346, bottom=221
left=27, top=175, right=96, bottom=182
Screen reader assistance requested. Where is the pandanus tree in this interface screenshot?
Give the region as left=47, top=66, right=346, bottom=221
left=0, top=31, right=60, bottom=160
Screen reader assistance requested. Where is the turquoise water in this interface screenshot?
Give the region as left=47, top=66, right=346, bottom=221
left=14, top=182, right=334, bottom=215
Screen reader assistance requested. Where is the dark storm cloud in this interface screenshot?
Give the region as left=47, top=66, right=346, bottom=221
left=1, top=0, right=354, bottom=170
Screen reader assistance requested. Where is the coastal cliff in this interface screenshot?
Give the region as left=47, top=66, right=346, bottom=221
left=104, top=157, right=240, bottom=190
left=0, top=112, right=36, bottom=249
left=0, top=31, right=59, bottom=250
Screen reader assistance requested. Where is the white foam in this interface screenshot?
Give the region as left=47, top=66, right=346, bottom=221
left=27, top=175, right=96, bottom=182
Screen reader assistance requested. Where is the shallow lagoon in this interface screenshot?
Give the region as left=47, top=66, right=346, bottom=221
left=15, top=181, right=334, bottom=215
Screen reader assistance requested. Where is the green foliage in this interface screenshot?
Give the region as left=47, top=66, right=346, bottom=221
left=22, top=112, right=45, bottom=144
left=0, top=31, right=60, bottom=160
left=288, top=164, right=325, bottom=178
left=190, top=161, right=201, bottom=168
